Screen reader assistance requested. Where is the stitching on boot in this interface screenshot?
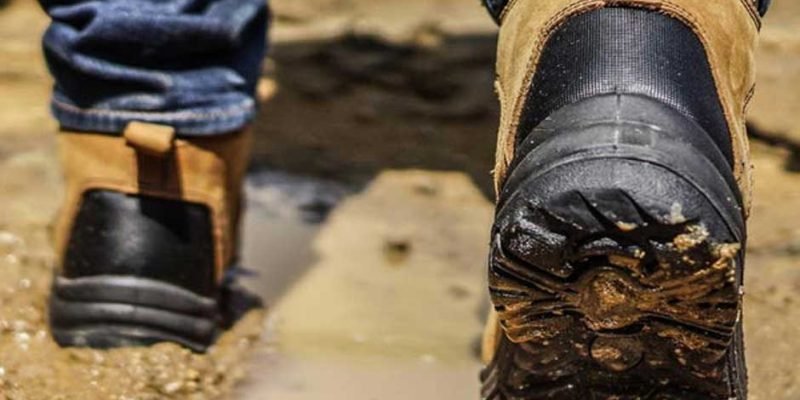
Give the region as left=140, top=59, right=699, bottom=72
left=737, top=0, right=762, bottom=29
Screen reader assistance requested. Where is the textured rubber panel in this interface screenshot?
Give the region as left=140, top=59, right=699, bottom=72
left=518, top=7, right=733, bottom=165
left=64, top=190, right=216, bottom=296
left=49, top=276, right=219, bottom=352
left=482, top=95, right=747, bottom=399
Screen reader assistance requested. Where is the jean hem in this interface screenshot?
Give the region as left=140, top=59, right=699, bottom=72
left=51, top=98, right=257, bottom=136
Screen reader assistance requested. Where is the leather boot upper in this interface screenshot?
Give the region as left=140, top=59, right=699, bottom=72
left=489, top=0, right=762, bottom=214
left=53, top=123, right=252, bottom=289
left=484, top=0, right=771, bottom=23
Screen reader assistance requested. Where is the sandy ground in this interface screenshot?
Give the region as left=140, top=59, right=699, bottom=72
left=0, top=0, right=798, bottom=399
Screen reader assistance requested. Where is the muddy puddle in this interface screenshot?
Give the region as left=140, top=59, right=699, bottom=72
left=0, top=163, right=353, bottom=400
left=0, top=157, right=262, bottom=400
left=0, top=165, right=334, bottom=400
left=0, top=151, right=490, bottom=399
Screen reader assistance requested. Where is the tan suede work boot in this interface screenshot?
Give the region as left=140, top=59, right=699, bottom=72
left=480, top=0, right=765, bottom=398
left=48, top=122, right=251, bottom=352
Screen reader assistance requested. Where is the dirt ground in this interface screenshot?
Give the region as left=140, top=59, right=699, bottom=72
left=0, top=0, right=798, bottom=399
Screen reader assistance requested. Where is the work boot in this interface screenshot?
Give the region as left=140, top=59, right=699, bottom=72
left=481, top=0, right=765, bottom=398
left=48, top=122, right=252, bottom=352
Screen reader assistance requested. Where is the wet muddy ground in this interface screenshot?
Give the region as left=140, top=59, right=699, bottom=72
left=0, top=0, right=798, bottom=399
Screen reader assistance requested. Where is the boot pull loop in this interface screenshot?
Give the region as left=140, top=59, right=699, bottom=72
left=124, top=122, right=176, bottom=156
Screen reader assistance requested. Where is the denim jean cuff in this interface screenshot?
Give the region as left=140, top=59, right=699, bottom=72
left=51, top=97, right=257, bottom=137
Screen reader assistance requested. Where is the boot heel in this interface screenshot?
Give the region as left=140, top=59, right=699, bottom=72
left=483, top=95, right=747, bottom=399
left=50, top=127, right=252, bottom=351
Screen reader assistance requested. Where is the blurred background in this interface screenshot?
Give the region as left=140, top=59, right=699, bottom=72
left=0, top=0, right=798, bottom=399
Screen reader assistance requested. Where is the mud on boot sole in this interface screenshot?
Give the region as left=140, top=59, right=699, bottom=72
left=482, top=95, right=748, bottom=399
left=49, top=276, right=220, bottom=352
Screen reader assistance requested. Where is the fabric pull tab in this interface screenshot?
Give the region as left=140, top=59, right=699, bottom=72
left=124, top=122, right=176, bottom=156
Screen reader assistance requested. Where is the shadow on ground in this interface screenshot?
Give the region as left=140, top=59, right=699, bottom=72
left=252, top=33, right=499, bottom=199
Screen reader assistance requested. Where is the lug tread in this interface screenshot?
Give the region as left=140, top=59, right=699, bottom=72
left=483, top=187, right=742, bottom=399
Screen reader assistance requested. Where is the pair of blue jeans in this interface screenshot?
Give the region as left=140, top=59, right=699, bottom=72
left=39, top=0, right=269, bottom=136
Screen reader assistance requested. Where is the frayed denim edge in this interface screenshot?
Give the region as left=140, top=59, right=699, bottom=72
left=51, top=97, right=257, bottom=136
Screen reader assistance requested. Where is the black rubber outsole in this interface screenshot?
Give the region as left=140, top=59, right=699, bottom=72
left=482, top=95, right=747, bottom=399
left=49, top=275, right=220, bottom=352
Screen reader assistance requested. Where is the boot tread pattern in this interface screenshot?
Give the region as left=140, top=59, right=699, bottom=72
left=482, top=188, right=741, bottom=400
